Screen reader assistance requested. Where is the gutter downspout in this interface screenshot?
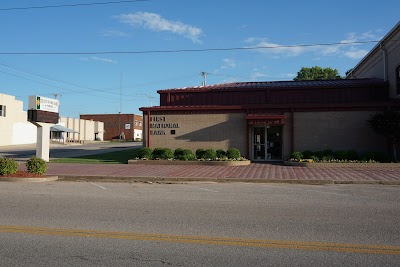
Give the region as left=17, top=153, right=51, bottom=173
left=380, top=43, right=388, bottom=82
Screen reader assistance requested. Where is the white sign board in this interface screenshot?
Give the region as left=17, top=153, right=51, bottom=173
left=29, top=96, right=59, bottom=113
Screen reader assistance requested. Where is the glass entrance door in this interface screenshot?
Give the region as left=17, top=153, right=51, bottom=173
left=253, top=127, right=266, bottom=160
left=252, top=126, right=282, bottom=161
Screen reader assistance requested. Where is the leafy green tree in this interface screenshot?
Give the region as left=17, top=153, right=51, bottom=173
left=367, top=111, right=400, bottom=161
left=293, top=66, right=342, bottom=81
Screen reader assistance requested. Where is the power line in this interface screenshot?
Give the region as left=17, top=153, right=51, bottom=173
left=0, top=40, right=386, bottom=55
left=0, top=0, right=148, bottom=11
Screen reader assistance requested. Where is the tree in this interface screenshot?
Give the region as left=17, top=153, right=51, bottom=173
left=293, top=66, right=342, bottom=81
left=367, top=111, right=400, bottom=162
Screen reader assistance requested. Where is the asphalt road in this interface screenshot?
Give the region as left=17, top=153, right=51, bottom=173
left=0, top=182, right=399, bottom=266
left=0, top=141, right=141, bottom=160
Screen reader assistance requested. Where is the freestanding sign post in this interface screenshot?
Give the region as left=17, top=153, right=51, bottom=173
left=28, top=96, right=60, bottom=162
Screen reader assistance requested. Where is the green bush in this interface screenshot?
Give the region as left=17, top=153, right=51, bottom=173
left=174, top=148, right=195, bottom=161
left=291, top=151, right=303, bottom=161
left=334, top=150, right=348, bottom=160
left=216, top=149, right=226, bottom=158
left=226, top=148, right=241, bottom=159
left=25, top=156, right=46, bottom=175
left=302, top=150, right=314, bottom=159
left=196, top=149, right=206, bottom=159
left=137, top=147, right=153, bottom=159
left=0, top=158, right=18, bottom=176
left=203, top=149, right=217, bottom=160
left=182, top=149, right=195, bottom=161
left=152, top=148, right=174, bottom=159
left=346, top=150, right=359, bottom=161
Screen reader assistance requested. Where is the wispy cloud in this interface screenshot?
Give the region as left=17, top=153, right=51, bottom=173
left=220, top=59, right=237, bottom=69
left=80, top=56, right=118, bottom=64
left=245, top=38, right=306, bottom=57
left=102, top=29, right=130, bottom=37
left=116, top=12, right=203, bottom=43
left=245, top=30, right=381, bottom=60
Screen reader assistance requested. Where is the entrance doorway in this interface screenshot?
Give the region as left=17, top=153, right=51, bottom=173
left=252, top=126, right=282, bottom=161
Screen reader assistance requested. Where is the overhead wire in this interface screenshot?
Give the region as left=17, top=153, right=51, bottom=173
left=0, top=40, right=386, bottom=55
left=0, top=0, right=148, bottom=11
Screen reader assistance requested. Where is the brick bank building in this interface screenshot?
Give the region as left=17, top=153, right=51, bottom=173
left=140, top=22, right=400, bottom=162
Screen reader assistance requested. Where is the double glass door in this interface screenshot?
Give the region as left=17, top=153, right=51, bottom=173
left=252, top=126, right=282, bottom=161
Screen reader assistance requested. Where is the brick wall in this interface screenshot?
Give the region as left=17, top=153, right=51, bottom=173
left=80, top=114, right=142, bottom=140
left=293, top=111, right=386, bottom=153
left=144, top=113, right=247, bottom=156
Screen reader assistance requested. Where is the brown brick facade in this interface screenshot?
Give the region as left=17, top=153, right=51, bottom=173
left=143, top=113, right=247, bottom=155
left=80, top=114, right=142, bottom=141
left=293, top=111, right=386, bottom=153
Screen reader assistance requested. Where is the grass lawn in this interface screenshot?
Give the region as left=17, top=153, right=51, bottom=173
left=50, top=148, right=140, bottom=164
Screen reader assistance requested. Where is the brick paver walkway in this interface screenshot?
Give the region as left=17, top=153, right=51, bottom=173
left=43, top=163, right=400, bottom=184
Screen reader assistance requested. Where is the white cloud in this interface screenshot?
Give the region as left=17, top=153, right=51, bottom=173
left=245, top=29, right=381, bottom=59
left=80, top=56, right=117, bottom=64
left=102, top=29, right=130, bottom=37
left=220, top=59, right=237, bottom=69
left=344, top=48, right=369, bottom=59
left=245, top=38, right=306, bottom=57
left=250, top=71, right=268, bottom=80
left=116, top=12, right=203, bottom=43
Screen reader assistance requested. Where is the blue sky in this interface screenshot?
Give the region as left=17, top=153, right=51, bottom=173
left=0, top=0, right=399, bottom=118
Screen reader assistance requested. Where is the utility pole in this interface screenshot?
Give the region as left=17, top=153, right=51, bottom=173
left=201, top=71, right=207, bottom=86
left=137, top=94, right=155, bottom=106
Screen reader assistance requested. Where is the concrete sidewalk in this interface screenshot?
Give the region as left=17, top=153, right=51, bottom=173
left=39, top=162, right=400, bottom=185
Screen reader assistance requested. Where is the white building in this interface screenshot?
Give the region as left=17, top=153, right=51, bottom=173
left=0, top=93, right=36, bottom=146
left=0, top=93, right=104, bottom=146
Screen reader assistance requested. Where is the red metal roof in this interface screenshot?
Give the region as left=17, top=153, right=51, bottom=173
left=157, top=78, right=387, bottom=93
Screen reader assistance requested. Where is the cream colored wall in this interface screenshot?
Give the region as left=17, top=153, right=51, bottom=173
left=59, top=117, right=104, bottom=142
left=144, top=113, right=247, bottom=156
left=350, top=25, right=400, bottom=98
left=293, top=111, right=386, bottom=153
left=0, top=93, right=36, bottom=146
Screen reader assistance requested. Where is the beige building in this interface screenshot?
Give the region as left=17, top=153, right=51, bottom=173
left=140, top=22, right=400, bottom=161
left=0, top=93, right=104, bottom=146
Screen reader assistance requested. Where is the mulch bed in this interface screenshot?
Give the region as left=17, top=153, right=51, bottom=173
left=1, top=171, right=43, bottom=178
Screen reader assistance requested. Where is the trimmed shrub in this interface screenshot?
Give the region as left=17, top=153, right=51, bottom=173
left=137, top=147, right=153, bottom=159
left=0, top=158, right=18, bottom=176
left=226, top=148, right=241, bottom=159
left=174, top=148, right=185, bottom=159
left=174, top=148, right=195, bottom=161
left=291, top=151, right=303, bottom=161
left=152, top=148, right=174, bottom=159
left=334, top=150, right=348, bottom=160
left=182, top=149, right=195, bottom=161
left=302, top=150, right=314, bottom=159
left=216, top=149, right=226, bottom=158
left=347, top=150, right=359, bottom=161
left=25, top=156, right=46, bottom=175
left=196, top=149, right=206, bottom=159
left=203, top=149, right=217, bottom=160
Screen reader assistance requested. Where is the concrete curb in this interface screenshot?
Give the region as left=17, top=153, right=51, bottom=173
left=55, top=175, right=400, bottom=185
left=0, top=176, right=59, bottom=182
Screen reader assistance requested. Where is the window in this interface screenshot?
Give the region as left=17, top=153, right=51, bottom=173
left=0, top=105, right=6, bottom=117
left=134, top=120, right=138, bottom=126
left=397, top=65, right=400, bottom=95
left=139, top=121, right=142, bottom=126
